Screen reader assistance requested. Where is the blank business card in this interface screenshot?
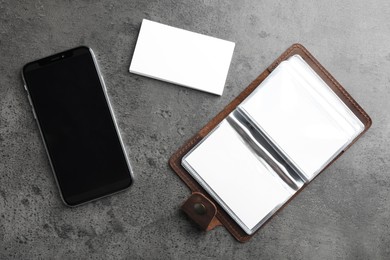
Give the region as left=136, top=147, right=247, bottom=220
left=129, top=19, right=235, bottom=95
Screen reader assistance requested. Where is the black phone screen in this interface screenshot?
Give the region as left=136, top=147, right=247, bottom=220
left=23, top=46, right=132, bottom=206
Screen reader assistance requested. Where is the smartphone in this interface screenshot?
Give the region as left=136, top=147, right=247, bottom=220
left=22, top=46, right=133, bottom=206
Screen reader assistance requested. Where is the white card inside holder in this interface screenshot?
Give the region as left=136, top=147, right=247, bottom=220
left=181, top=55, right=364, bottom=235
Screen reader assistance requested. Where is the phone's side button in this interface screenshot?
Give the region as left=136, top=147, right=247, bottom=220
left=27, top=95, right=36, bottom=119
left=32, top=108, right=37, bottom=119
left=27, top=95, right=33, bottom=106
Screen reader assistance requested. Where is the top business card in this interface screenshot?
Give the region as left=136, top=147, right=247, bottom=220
left=129, top=19, right=235, bottom=95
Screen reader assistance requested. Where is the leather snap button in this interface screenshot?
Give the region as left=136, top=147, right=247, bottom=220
left=193, top=203, right=207, bottom=215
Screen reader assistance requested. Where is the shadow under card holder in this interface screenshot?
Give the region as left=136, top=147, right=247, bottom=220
left=169, top=44, right=371, bottom=242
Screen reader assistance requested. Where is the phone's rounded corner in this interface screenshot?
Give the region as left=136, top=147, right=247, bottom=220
left=61, top=196, right=78, bottom=208
left=78, top=45, right=94, bottom=56
left=124, top=175, right=134, bottom=190
left=22, top=61, right=35, bottom=76
left=58, top=188, right=80, bottom=208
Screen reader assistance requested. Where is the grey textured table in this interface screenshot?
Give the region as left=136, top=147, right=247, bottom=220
left=1, top=1, right=389, bottom=259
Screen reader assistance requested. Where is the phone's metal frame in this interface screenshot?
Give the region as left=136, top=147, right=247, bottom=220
left=21, top=46, right=134, bottom=207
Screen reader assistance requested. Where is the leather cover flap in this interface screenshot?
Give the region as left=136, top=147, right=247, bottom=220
left=181, top=192, right=222, bottom=231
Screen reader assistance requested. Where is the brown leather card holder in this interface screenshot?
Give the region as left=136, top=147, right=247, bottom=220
left=169, top=44, right=372, bottom=242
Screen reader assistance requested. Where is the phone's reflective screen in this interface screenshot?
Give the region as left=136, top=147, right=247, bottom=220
left=23, top=49, right=132, bottom=205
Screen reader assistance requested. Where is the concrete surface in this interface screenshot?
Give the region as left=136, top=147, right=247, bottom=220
left=0, top=0, right=389, bottom=259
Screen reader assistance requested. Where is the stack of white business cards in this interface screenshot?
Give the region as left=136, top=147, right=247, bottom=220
left=129, top=19, right=235, bottom=96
